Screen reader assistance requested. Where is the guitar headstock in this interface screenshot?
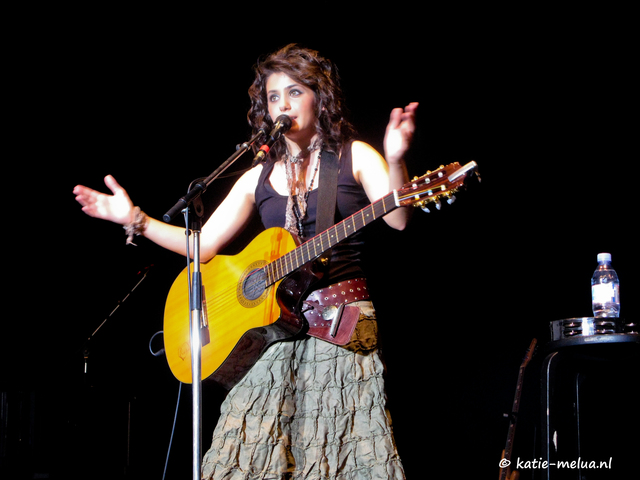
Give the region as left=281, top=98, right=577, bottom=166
left=397, top=161, right=479, bottom=212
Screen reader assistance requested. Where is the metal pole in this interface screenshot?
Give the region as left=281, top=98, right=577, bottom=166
left=190, top=228, right=203, bottom=480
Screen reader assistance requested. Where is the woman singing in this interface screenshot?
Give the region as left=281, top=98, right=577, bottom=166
left=74, top=43, right=417, bottom=479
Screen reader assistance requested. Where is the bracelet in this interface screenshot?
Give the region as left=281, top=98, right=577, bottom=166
left=123, top=207, right=148, bottom=246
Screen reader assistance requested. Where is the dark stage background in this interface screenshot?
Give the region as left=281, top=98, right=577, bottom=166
left=3, top=12, right=637, bottom=479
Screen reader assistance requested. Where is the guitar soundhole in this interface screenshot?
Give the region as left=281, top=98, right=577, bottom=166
left=237, top=261, right=271, bottom=308
left=243, top=268, right=266, bottom=301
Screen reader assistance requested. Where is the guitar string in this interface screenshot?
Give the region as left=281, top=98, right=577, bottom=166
left=261, top=177, right=458, bottom=286
left=264, top=196, right=392, bottom=285
left=263, top=174, right=457, bottom=286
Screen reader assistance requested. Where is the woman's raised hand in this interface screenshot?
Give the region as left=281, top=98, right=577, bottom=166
left=73, top=175, right=135, bottom=225
left=384, top=102, right=419, bottom=165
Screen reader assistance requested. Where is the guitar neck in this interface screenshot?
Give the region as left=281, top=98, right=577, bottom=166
left=503, top=365, right=526, bottom=446
left=263, top=190, right=399, bottom=286
left=500, top=338, right=537, bottom=480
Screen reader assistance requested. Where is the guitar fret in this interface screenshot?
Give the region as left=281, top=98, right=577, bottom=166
left=286, top=252, right=291, bottom=273
left=373, top=196, right=390, bottom=219
left=285, top=252, right=292, bottom=273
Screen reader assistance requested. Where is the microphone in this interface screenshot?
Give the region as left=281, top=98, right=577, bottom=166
left=251, top=115, right=292, bottom=166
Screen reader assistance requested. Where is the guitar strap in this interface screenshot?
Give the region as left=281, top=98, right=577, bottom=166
left=304, top=146, right=362, bottom=347
left=315, top=148, right=340, bottom=267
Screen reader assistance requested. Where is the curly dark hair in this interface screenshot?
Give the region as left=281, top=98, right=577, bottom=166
left=247, top=44, right=355, bottom=160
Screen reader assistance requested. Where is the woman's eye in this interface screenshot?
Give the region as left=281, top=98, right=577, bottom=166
left=268, top=94, right=280, bottom=103
left=289, top=89, right=302, bottom=97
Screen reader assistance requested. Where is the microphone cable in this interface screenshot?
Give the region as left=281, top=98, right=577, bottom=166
left=162, top=381, right=183, bottom=480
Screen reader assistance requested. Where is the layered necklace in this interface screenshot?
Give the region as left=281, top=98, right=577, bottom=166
left=283, top=139, right=322, bottom=238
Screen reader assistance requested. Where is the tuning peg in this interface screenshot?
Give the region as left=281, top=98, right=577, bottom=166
left=447, top=195, right=457, bottom=205
left=434, top=199, right=442, bottom=210
left=416, top=201, right=431, bottom=213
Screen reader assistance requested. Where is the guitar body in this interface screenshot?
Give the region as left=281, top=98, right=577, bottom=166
left=163, top=227, right=326, bottom=389
left=164, top=227, right=291, bottom=386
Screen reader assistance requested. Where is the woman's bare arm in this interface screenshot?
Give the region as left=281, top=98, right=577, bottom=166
left=73, top=166, right=262, bottom=261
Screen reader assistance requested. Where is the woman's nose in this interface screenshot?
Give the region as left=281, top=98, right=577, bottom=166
left=279, top=98, right=290, bottom=112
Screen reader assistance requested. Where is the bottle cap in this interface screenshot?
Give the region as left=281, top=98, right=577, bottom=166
left=597, top=252, right=612, bottom=263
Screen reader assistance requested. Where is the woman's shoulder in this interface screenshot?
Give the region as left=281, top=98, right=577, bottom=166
left=350, top=140, right=386, bottom=164
left=230, top=163, right=265, bottom=197
left=350, top=140, right=386, bottom=183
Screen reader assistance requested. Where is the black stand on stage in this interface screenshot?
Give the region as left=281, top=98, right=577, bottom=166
left=540, top=318, right=639, bottom=479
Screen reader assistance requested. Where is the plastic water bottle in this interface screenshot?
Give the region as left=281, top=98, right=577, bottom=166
left=591, top=253, right=620, bottom=318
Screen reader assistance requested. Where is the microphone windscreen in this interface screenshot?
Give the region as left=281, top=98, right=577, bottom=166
left=274, top=114, right=292, bottom=132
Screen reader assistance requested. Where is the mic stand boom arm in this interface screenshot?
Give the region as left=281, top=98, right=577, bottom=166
left=163, top=129, right=265, bottom=223
left=161, top=129, right=264, bottom=480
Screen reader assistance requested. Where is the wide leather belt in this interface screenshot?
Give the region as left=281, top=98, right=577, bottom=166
left=303, top=278, right=370, bottom=345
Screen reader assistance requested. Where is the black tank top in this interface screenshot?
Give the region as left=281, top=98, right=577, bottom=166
left=255, top=143, right=370, bottom=284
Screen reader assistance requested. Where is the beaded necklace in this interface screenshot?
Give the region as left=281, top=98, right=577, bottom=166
left=284, top=142, right=322, bottom=237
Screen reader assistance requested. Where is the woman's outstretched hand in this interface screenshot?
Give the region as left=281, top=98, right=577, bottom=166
left=73, top=175, right=135, bottom=225
left=384, top=102, right=419, bottom=165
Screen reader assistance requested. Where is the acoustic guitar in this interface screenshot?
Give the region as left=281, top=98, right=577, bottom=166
left=163, top=161, right=479, bottom=388
left=499, top=338, right=537, bottom=480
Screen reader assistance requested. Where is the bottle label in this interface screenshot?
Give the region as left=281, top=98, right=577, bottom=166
left=592, top=283, right=620, bottom=304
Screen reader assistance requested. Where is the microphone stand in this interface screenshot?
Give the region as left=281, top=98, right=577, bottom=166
left=163, top=129, right=264, bottom=480
left=84, top=265, right=153, bottom=380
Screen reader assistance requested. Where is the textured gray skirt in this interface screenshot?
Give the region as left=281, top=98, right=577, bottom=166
left=201, top=301, right=405, bottom=480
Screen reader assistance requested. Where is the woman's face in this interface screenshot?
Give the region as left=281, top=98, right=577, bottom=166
left=266, top=72, right=317, bottom=143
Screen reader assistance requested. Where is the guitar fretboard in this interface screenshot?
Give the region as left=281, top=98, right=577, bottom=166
left=263, top=191, right=398, bottom=286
